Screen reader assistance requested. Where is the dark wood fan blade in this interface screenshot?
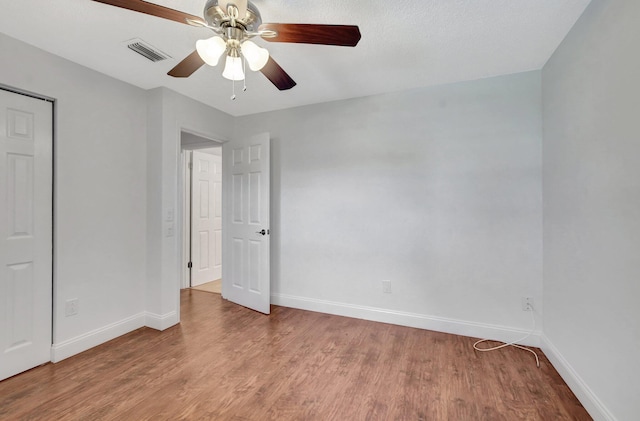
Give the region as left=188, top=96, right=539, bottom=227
left=258, top=23, right=361, bottom=47
left=260, top=57, right=296, bottom=90
left=91, top=0, right=206, bottom=26
left=168, top=51, right=205, bottom=78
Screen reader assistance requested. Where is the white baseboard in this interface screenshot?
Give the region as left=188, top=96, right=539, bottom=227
left=271, top=293, right=541, bottom=347
left=51, top=312, right=146, bottom=363
left=541, top=335, right=617, bottom=421
left=145, top=310, right=178, bottom=331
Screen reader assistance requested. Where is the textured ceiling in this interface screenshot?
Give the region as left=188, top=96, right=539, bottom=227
left=0, top=0, right=591, bottom=116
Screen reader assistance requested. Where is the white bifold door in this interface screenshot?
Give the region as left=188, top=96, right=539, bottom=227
left=222, top=133, right=270, bottom=314
left=0, top=89, right=53, bottom=381
left=191, top=150, right=222, bottom=286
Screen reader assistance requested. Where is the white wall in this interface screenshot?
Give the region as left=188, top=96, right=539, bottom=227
left=0, top=33, right=148, bottom=359
left=542, top=1, right=640, bottom=420
left=235, top=71, right=543, bottom=343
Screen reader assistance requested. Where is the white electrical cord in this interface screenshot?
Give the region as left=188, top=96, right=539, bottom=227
left=473, top=304, right=540, bottom=368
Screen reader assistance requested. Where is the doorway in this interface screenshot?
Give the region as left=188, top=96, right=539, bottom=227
left=180, top=132, right=223, bottom=294
left=178, top=130, right=272, bottom=315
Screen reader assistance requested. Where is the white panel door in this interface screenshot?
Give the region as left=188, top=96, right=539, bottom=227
left=191, top=151, right=222, bottom=286
left=0, top=89, right=52, bottom=381
left=222, top=133, right=270, bottom=314
left=212, top=154, right=222, bottom=280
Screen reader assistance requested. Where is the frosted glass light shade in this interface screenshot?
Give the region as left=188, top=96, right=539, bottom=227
left=196, top=36, right=227, bottom=66
left=222, top=55, right=245, bottom=80
left=241, top=40, right=269, bottom=71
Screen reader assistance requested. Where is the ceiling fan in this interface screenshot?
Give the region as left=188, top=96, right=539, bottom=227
left=91, top=0, right=362, bottom=93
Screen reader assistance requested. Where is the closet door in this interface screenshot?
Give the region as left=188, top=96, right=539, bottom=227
left=0, top=89, right=53, bottom=380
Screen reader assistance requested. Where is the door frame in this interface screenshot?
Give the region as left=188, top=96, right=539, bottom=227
left=0, top=84, right=55, bottom=365
left=178, top=130, right=223, bottom=291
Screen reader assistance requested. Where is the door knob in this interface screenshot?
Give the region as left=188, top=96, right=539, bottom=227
left=256, top=229, right=269, bottom=236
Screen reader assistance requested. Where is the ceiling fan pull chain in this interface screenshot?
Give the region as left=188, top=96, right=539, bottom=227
left=242, top=57, right=247, bottom=92
left=231, top=78, right=236, bottom=100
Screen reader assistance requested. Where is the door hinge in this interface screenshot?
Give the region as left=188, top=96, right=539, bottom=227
left=188, top=162, right=193, bottom=170
left=187, top=261, right=192, bottom=269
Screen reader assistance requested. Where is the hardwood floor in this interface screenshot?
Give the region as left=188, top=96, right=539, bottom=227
left=191, top=279, right=222, bottom=294
left=0, top=290, right=591, bottom=420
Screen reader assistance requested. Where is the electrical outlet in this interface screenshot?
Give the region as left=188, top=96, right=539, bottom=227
left=521, top=297, right=534, bottom=311
left=65, top=299, right=79, bottom=317
left=382, top=280, right=392, bottom=294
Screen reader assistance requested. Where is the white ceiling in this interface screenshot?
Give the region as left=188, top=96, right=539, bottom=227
left=0, top=0, right=591, bottom=116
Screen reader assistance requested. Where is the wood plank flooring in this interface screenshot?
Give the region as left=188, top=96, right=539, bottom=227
left=0, top=290, right=591, bottom=420
left=191, top=279, right=222, bottom=294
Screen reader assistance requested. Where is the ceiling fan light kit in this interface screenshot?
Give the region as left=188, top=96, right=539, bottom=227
left=92, top=0, right=362, bottom=96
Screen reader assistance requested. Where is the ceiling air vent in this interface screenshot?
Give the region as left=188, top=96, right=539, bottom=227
left=126, top=39, right=171, bottom=62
